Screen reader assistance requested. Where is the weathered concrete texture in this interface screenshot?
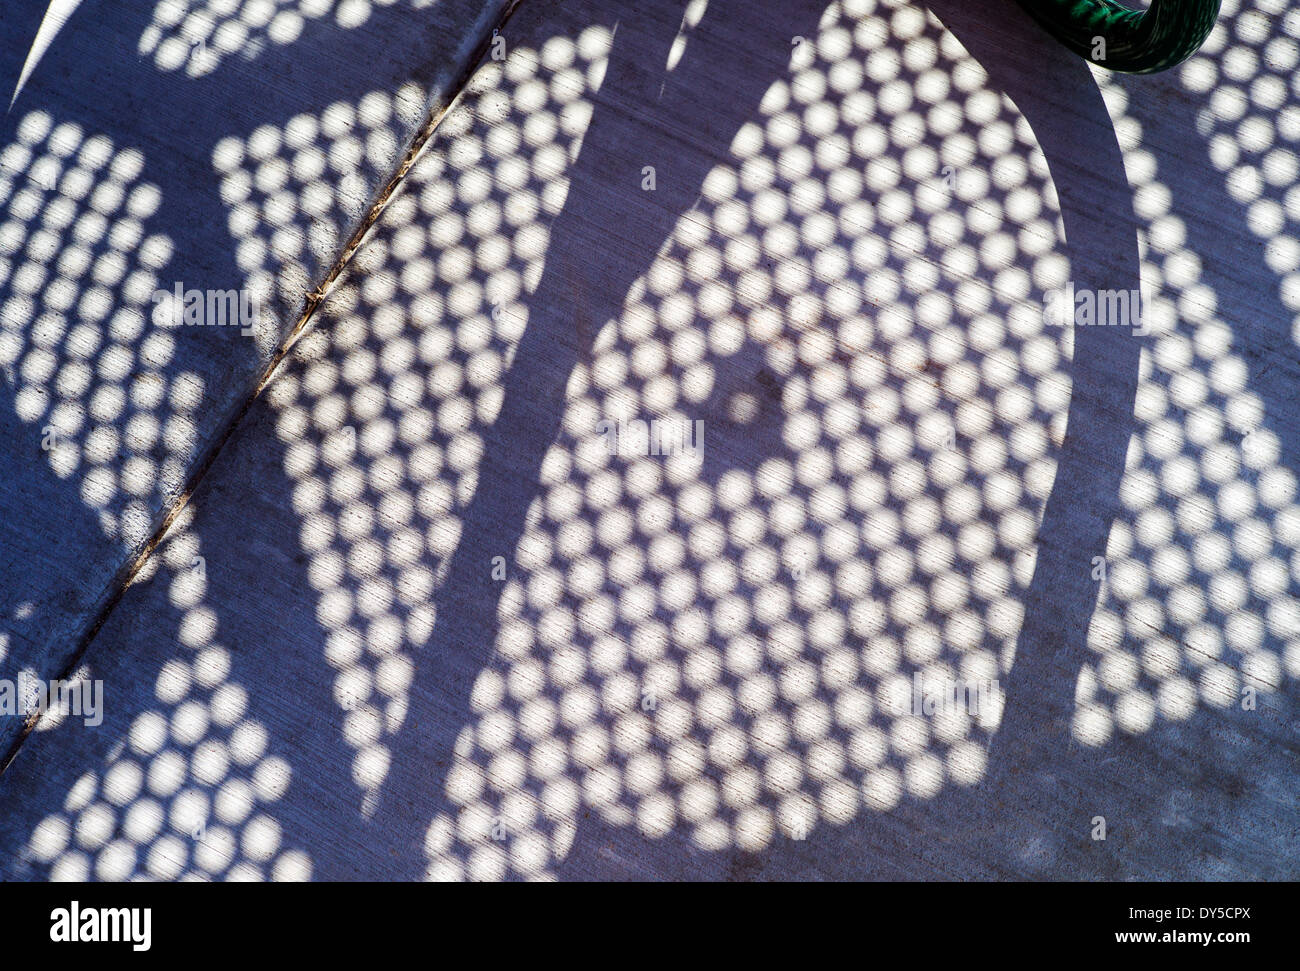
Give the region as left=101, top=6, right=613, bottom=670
left=0, top=0, right=1296, bottom=881
left=0, top=0, right=512, bottom=753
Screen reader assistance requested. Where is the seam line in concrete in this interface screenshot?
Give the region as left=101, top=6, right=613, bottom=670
left=0, top=0, right=526, bottom=777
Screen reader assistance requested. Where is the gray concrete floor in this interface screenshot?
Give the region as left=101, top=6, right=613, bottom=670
left=0, top=0, right=1296, bottom=880
left=0, top=0, right=509, bottom=754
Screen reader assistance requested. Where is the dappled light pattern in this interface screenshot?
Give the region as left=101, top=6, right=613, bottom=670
left=18, top=35, right=598, bottom=872
left=0, top=112, right=203, bottom=551
left=9, top=0, right=1298, bottom=883
left=414, top=1, right=1080, bottom=879
left=212, top=82, right=431, bottom=348
left=138, top=0, right=439, bottom=77
left=261, top=32, right=608, bottom=812
left=9, top=75, right=481, bottom=878
left=1073, top=2, right=1300, bottom=742
left=6, top=85, right=438, bottom=881
left=1183, top=0, right=1300, bottom=333
left=18, top=507, right=307, bottom=881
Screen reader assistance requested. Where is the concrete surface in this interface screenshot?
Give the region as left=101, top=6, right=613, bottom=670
left=0, top=0, right=510, bottom=754
left=0, top=0, right=1295, bottom=880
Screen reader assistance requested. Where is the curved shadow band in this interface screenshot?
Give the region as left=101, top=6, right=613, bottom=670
left=1018, top=0, right=1221, bottom=73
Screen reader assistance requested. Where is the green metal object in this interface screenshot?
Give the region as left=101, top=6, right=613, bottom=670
left=1017, top=0, right=1222, bottom=73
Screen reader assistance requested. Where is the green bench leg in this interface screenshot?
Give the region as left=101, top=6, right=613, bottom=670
left=1017, top=0, right=1222, bottom=73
